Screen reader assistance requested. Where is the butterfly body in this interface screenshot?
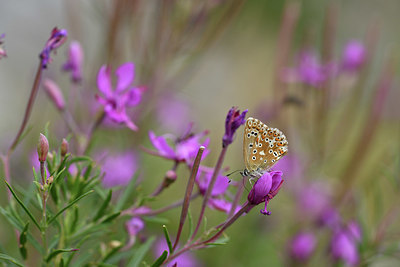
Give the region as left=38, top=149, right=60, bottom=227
left=243, top=117, right=288, bottom=178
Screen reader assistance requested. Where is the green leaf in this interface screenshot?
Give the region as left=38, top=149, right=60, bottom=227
left=93, top=190, right=113, bottom=222
left=19, top=221, right=29, bottom=245
left=0, top=253, right=25, bottom=266
left=0, top=207, right=44, bottom=255
left=151, top=250, right=168, bottom=267
left=162, top=225, right=173, bottom=253
left=48, top=190, right=93, bottom=225
left=68, top=156, right=92, bottom=165
left=101, top=211, right=121, bottom=224
left=115, top=173, right=139, bottom=211
left=4, top=180, right=41, bottom=231
left=33, top=167, right=40, bottom=183
left=127, top=236, right=156, bottom=267
left=45, top=248, right=79, bottom=262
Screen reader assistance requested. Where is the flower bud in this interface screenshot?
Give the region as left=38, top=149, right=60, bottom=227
left=43, top=79, right=65, bottom=111
left=61, top=138, right=69, bottom=157
left=37, top=133, right=49, bottom=162
left=47, top=176, right=54, bottom=185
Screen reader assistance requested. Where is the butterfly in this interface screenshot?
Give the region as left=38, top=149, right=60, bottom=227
left=242, top=117, right=288, bottom=178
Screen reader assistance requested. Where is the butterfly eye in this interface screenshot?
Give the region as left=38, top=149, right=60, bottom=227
left=247, top=133, right=251, bottom=138
left=252, top=156, right=256, bottom=160
left=253, top=149, right=257, bottom=154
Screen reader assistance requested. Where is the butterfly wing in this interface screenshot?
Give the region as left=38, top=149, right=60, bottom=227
left=243, top=117, right=288, bottom=175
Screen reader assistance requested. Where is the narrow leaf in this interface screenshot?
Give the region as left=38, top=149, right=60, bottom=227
left=45, top=248, right=79, bottom=262
left=93, top=190, right=112, bottom=222
left=127, top=236, right=156, bottom=267
left=0, top=253, right=24, bottom=266
left=162, top=225, right=173, bottom=253
left=151, top=250, right=168, bottom=267
left=4, top=181, right=41, bottom=231
left=101, top=211, right=121, bottom=224
left=48, top=190, right=93, bottom=225
left=19, top=221, right=29, bottom=245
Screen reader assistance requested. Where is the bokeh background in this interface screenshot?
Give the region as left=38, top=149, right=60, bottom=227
left=1, top=0, right=399, bottom=266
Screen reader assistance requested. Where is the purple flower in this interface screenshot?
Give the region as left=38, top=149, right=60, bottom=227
left=96, top=62, right=144, bottom=131
left=330, top=222, right=362, bottom=266
left=148, top=126, right=209, bottom=164
left=154, top=239, right=201, bottom=267
left=98, top=151, right=138, bottom=188
left=284, top=50, right=336, bottom=88
left=63, top=40, right=83, bottom=82
left=0, top=34, right=6, bottom=59
left=40, top=27, right=68, bottom=69
left=298, top=181, right=333, bottom=219
left=222, top=107, right=248, bottom=147
left=289, top=232, right=316, bottom=261
left=341, top=40, right=366, bottom=72
left=125, top=217, right=145, bottom=247
left=156, top=92, right=191, bottom=133
left=195, top=166, right=233, bottom=213
left=247, top=171, right=284, bottom=215
left=43, top=79, right=66, bottom=110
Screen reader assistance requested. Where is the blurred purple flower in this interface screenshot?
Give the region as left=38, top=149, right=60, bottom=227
left=99, top=151, right=138, bottom=188
left=331, top=222, right=362, bottom=266
left=289, top=232, right=316, bottom=261
left=63, top=40, right=83, bottom=82
left=96, top=62, right=144, bottom=131
left=298, top=181, right=332, bottom=219
left=156, top=92, right=191, bottom=133
left=222, top=107, right=248, bottom=147
left=317, top=206, right=341, bottom=229
left=43, top=79, right=66, bottom=111
left=154, top=239, right=201, bottom=267
left=125, top=217, right=144, bottom=247
left=0, top=34, right=6, bottom=59
left=284, top=50, right=336, bottom=88
left=341, top=40, right=366, bottom=72
left=148, top=126, right=209, bottom=164
left=247, top=171, right=284, bottom=215
left=40, top=27, right=68, bottom=69
left=195, top=166, right=233, bottom=213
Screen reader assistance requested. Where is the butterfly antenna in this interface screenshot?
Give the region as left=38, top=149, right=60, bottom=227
left=226, top=169, right=241, bottom=177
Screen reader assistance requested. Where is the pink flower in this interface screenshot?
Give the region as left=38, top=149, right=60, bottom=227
left=63, top=40, right=83, bottom=82
left=247, top=171, right=284, bottom=215
left=195, top=166, right=234, bottom=213
left=40, top=27, right=68, bottom=68
left=0, top=34, right=6, bottom=60
left=284, top=50, right=336, bottom=88
left=341, top=40, right=366, bottom=72
left=289, top=232, right=316, bottom=261
left=222, top=107, right=248, bottom=148
left=330, top=221, right=362, bottom=266
left=148, top=125, right=209, bottom=164
left=43, top=79, right=66, bottom=110
left=96, top=62, right=144, bottom=131
left=154, top=239, right=201, bottom=267
left=98, top=151, right=138, bottom=188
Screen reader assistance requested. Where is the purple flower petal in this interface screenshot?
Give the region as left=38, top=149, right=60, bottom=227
left=148, top=131, right=176, bottom=159
left=115, top=62, right=135, bottom=93
left=97, top=65, right=113, bottom=98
